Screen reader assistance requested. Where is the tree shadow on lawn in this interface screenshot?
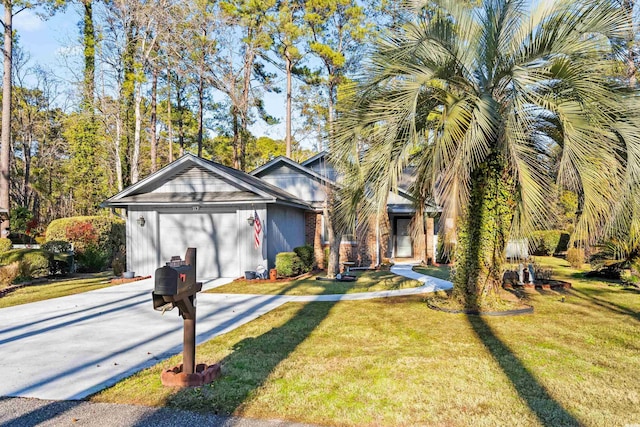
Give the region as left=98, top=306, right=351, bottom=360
left=568, top=288, right=640, bottom=323
left=137, top=299, right=338, bottom=420
left=467, top=315, right=581, bottom=426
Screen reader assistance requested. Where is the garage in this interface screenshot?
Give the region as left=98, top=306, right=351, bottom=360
left=159, top=211, right=238, bottom=279
left=103, top=154, right=311, bottom=279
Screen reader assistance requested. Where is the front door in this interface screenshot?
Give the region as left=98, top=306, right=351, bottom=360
left=395, top=217, right=412, bottom=258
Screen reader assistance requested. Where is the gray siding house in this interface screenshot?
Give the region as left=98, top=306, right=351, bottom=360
left=103, top=154, right=310, bottom=279
left=104, top=152, right=441, bottom=280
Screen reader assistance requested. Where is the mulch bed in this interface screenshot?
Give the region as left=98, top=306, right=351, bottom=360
left=427, top=300, right=534, bottom=316
left=110, top=275, right=152, bottom=285
left=234, top=271, right=317, bottom=284
left=0, top=284, right=26, bottom=298
left=504, top=280, right=572, bottom=291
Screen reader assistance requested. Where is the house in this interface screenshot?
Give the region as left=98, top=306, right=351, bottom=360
left=251, top=153, right=440, bottom=268
left=103, top=152, right=439, bottom=279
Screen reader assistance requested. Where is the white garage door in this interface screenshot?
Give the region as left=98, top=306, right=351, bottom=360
left=159, top=212, right=238, bottom=279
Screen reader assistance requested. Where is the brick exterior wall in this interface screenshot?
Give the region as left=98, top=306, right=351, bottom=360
left=305, top=211, right=435, bottom=269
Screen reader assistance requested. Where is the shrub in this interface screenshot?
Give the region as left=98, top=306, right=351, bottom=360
left=46, top=216, right=125, bottom=263
left=275, top=252, right=303, bottom=277
left=19, top=251, right=51, bottom=279
left=293, top=245, right=315, bottom=272
left=76, top=246, right=109, bottom=273
left=49, top=253, right=73, bottom=276
left=620, top=270, right=639, bottom=286
left=0, top=262, right=20, bottom=287
left=10, top=233, right=37, bottom=245
left=112, top=251, right=125, bottom=276
left=0, top=238, right=12, bottom=253
left=566, top=247, right=585, bottom=269
left=42, top=240, right=72, bottom=253
left=531, top=230, right=570, bottom=256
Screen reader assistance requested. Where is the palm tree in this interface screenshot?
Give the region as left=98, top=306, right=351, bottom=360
left=333, top=0, right=640, bottom=309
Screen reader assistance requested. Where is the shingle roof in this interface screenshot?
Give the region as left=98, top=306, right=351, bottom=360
left=103, top=154, right=312, bottom=210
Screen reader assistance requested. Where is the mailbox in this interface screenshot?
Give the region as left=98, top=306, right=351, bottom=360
left=152, top=248, right=202, bottom=317
left=152, top=247, right=203, bottom=377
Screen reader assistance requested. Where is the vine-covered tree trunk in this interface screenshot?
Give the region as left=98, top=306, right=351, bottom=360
left=452, top=154, right=515, bottom=310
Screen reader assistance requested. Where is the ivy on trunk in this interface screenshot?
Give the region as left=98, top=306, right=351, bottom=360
left=452, top=154, right=515, bottom=310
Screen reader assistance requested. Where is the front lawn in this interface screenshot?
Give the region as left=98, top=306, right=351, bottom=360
left=0, top=272, right=115, bottom=309
left=412, top=263, right=451, bottom=280
left=206, top=270, right=421, bottom=295
left=93, top=257, right=640, bottom=426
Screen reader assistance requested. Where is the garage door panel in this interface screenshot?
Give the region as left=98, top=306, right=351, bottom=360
left=159, top=212, right=237, bottom=279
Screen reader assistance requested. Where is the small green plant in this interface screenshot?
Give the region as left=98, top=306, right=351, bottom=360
left=293, top=245, right=315, bottom=272
left=77, top=246, right=109, bottom=273
left=620, top=270, right=639, bottom=286
left=0, top=237, right=12, bottom=253
left=566, top=247, right=585, bottom=269
left=112, top=251, right=125, bottom=276
left=275, top=252, right=303, bottom=277
left=19, top=251, right=51, bottom=279
left=0, top=262, right=20, bottom=287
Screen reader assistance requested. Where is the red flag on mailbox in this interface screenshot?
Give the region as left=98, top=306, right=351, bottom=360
left=254, top=210, right=262, bottom=249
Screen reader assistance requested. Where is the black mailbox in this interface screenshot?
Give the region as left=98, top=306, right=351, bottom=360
left=152, top=248, right=202, bottom=317
left=151, top=247, right=203, bottom=377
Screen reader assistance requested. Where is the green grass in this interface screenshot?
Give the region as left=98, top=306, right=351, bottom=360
left=0, top=272, right=115, bottom=308
left=413, top=263, right=451, bottom=280
left=206, top=270, right=421, bottom=295
left=92, top=257, right=640, bottom=426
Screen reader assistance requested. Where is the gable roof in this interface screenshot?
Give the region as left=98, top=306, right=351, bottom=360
left=250, top=155, right=337, bottom=187
left=300, top=151, right=328, bottom=167
left=103, top=153, right=311, bottom=210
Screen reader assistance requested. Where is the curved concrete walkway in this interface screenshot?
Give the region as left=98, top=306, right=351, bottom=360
left=0, top=265, right=451, bottom=401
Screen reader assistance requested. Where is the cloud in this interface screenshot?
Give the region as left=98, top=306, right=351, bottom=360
left=13, top=10, right=44, bottom=33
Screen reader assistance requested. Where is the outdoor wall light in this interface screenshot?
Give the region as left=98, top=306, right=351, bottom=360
left=137, top=215, right=146, bottom=227
left=246, top=214, right=255, bottom=227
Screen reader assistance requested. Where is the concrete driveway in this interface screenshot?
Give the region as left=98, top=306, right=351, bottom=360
left=0, top=277, right=289, bottom=400
left=0, top=266, right=451, bottom=401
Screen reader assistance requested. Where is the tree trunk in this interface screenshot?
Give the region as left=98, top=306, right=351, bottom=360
left=232, top=108, right=240, bottom=169
left=82, top=0, right=95, bottom=109
left=197, top=46, right=205, bottom=158
left=426, top=216, right=435, bottom=265
left=1, top=3, right=13, bottom=236
left=177, top=82, right=184, bottom=157
left=22, top=135, right=31, bottom=207
left=623, top=0, right=636, bottom=87
left=131, top=82, right=143, bottom=183
left=167, top=73, right=173, bottom=163
left=150, top=66, right=158, bottom=172
left=451, top=155, right=515, bottom=310
left=285, top=50, right=292, bottom=158
left=323, top=204, right=343, bottom=278
left=115, top=110, right=123, bottom=192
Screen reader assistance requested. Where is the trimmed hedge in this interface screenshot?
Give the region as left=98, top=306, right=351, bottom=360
left=45, top=215, right=125, bottom=264
left=531, top=230, right=570, bottom=256
left=275, top=252, right=303, bottom=278
left=0, top=249, right=51, bottom=279
left=293, top=245, right=315, bottom=272
left=0, top=238, right=12, bottom=253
